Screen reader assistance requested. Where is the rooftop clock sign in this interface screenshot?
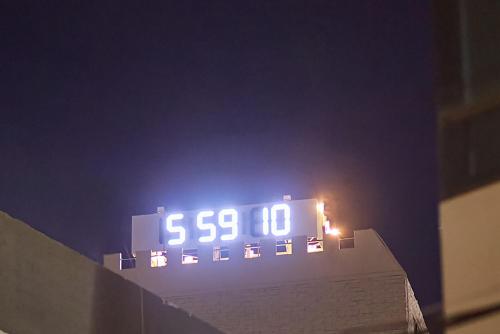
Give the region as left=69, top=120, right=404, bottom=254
left=131, top=198, right=324, bottom=252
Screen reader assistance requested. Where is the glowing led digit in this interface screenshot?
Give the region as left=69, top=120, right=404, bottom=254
left=270, top=203, right=291, bottom=236
left=166, top=213, right=185, bottom=246
left=218, top=208, right=238, bottom=241
left=262, top=207, right=270, bottom=236
left=197, top=210, right=216, bottom=243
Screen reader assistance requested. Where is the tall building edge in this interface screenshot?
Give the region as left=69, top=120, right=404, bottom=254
left=434, top=1, right=500, bottom=332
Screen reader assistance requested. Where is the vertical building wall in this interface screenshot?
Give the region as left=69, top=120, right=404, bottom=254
left=406, top=280, right=428, bottom=333
left=435, top=1, right=500, bottom=333
left=433, top=0, right=500, bottom=108
left=168, top=274, right=419, bottom=334
left=440, top=181, right=500, bottom=334
left=106, top=229, right=427, bottom=334
left=0, top=211, right=222, bottom=334
left=436, top=0, right=500, bottom=200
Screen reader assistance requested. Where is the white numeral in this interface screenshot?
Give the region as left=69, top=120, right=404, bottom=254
left=197, top=210, right=216, bottom=243
left=271, top=203, right=291, bottom=236
left=262, top=207, right=270, bottom=235
left=263, top=204, right=291, bottom=237
left=218, top=208, right=238, bottom=241
left=166, top=213, right=185, bottom=246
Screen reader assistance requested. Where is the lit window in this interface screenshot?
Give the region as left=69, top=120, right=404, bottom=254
left=182, top=249, right=199, bottom=264
left=244, top=243, right=261, bottom=259
left=150, top=250, right=167, bottom=268
left=213, top=246, right=230, bottom=261
left=307, top=237, right=323, bottom=253
left=276, top=239, right=292, bottom=255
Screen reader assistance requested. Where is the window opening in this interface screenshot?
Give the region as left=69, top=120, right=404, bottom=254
left=276, top=239, right=292, bottom=255
left=339, top=237, right=354, bottom=249
left=244, top=243, right=261, bottom=259
left=121, top=256, right=136, bottom=270
left=182, top=249, right=199, bottom=264
left=151, top=250, right=167, bottom=268
left=307, top=237, right=323, bottom=253
left=213, top=246, right=230, bottom=261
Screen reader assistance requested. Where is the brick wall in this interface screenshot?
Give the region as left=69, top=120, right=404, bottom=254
left=406, top=279, right=427, bottom=333
left=106, top=229, right=427, bottom=333
left=168, top=274, right=408, bottom=333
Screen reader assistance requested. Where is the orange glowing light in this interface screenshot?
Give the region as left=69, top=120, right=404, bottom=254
left=324, top=220, right=341, bottom=236
left=329, top=227, right=341, bottom=236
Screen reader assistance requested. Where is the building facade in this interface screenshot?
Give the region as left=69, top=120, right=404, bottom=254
left=104, top=199, right=426, bottom=333
left=434, top=1, right=500, bottom=333
left=0, top=211, right=222, bottom=334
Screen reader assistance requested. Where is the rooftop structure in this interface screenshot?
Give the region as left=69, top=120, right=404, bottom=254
left=104, top=198, right=427, bottom=333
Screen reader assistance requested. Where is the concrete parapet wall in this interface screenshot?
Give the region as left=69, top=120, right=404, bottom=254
left=106, top=230, right=405, bottom=297
left=0, top=211, right=223, bottom=334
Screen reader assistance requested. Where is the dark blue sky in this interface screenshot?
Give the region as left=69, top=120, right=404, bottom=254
left=1, top=1, right=439, bottom=306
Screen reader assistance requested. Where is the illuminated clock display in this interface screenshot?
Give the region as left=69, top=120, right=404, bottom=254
left=166, top=204, right=291, bottom=246
left=131, top=198, right=323, bottom=251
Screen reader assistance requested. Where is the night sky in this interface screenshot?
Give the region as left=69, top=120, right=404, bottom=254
left=1, top=1, right=439, bottom=306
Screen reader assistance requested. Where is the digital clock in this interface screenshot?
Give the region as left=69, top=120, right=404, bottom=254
left=165, top=203, right=291, bottom=246
left=131, top=198, right=324, bottom=252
